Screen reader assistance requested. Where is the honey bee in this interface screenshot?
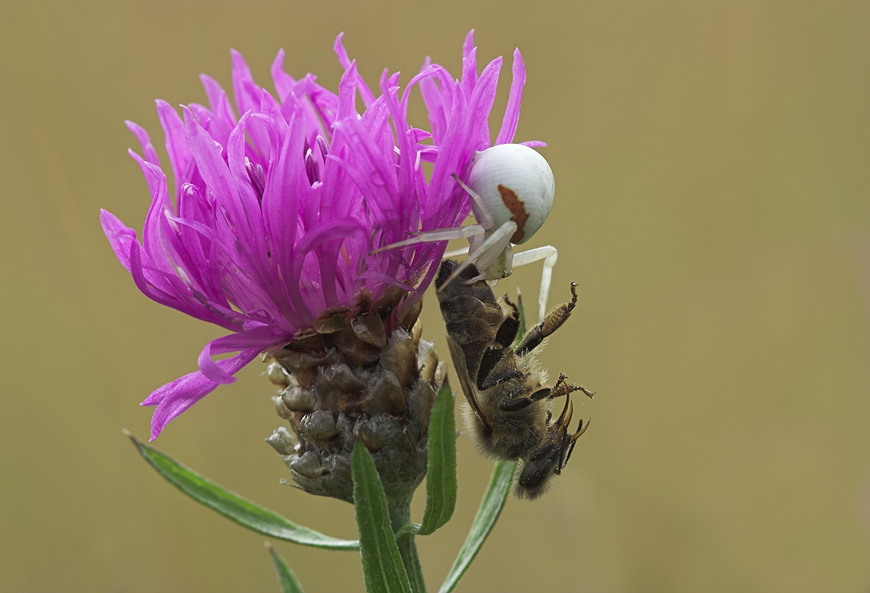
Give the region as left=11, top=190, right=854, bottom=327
left=436, top=259, right=594, bottom=498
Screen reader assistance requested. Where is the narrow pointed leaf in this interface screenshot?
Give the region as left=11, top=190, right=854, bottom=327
left=418, top=379, right=457, bottom=535
left=512, top=289, right=528, bottom=348
left=438, top=460, right=516, bottom=593
left=352, top=442, right=413, bottom=593
left=126, top=431, right=358, bottom=549
left=266, top=543, right=305, bottom=593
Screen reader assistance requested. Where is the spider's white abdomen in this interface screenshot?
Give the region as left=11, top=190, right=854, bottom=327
left=467, top=144, right=555, bottom=245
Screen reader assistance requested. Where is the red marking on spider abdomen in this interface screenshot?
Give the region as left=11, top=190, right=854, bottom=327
left=498, top=184, right=529, bottom=243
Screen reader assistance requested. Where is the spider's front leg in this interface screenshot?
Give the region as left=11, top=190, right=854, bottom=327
left=438, top=219, right=518, bottom=290
left=370, top=223, right=487, bottom=254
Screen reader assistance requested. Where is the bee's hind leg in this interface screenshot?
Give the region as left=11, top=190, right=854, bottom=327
left=516, top=283, right=579, bottom=356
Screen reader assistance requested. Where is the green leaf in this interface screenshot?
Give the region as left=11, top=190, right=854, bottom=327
left=126, top=431, right=358, bottom=550
left=513, top=289, right=528, bottom=347
left=418, top=379, right=457, bottom=535
left=265, top=543, right=305, bottom=593
left=351, top=442, right=413, bottom=593
left=437, top=460, right=516, bottom=593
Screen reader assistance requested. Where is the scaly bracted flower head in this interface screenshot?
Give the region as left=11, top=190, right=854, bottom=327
left=102, top=31, right=536, bottom=441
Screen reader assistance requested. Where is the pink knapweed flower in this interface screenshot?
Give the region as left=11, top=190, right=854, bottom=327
left=102, top=32, right=537, bottom=439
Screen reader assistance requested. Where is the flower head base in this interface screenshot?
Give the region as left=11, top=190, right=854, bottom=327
left=102, top=32, right=536, bottom=439
left=265, top=287, right=438, bottom=503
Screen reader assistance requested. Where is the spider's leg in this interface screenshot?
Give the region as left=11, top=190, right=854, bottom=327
left=438, top=220, right=518, bottom=291
left=511, top=245, right=558, bottom=321
left=474, top=222, right=518, bottom=277
left=452, top=173, right=495, bottom=230
left=371, top=224, right=486, bottom=254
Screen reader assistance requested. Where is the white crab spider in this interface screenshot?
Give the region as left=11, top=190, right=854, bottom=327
left=378, top=143, right=558, bottom=321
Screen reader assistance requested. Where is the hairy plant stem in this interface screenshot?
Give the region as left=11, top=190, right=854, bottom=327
left=389, top=496, right=425, bottom=593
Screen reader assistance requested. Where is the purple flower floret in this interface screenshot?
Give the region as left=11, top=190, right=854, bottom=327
left=102, top=31, right=537, bottom=439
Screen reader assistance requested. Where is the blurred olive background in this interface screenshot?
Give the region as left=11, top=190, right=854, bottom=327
left=2, top=1, right=870, bottom=592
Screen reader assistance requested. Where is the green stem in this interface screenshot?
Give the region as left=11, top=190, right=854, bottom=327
left=389, top=496, right=426, bottom=593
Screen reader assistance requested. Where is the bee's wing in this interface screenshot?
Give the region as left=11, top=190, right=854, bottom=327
left=446, top=334, right=492, bottom=432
